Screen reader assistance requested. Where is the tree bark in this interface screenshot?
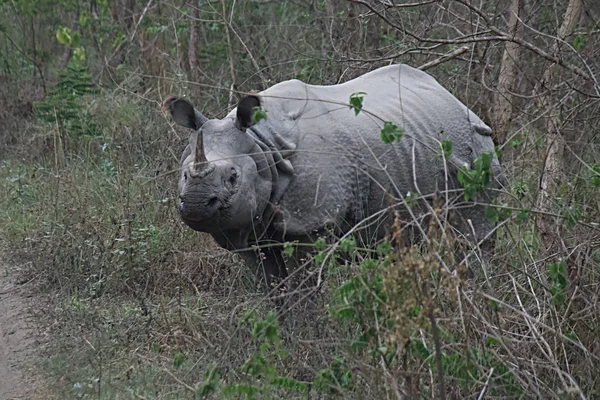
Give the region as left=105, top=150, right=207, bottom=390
left=535, top=0, right=583, bottom=250
left=188, top=0, right=202, bottom=96
left=492, top=0, right=524, bottom=145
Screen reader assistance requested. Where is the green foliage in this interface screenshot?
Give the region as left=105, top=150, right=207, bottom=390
left=296, top=61, right=315, bottom=81
left=339, top=237, right=356, bottom=254
left=441, top=139, right=453, bottom=159
left=33, top=62, right=99, bottom=137
left=282, top=241, right=296, bottom=257
left=222, top=311, right=305, bottom=399
left=590, top=164, right=600, bottom=187
left=252, top=107, right=268, bottom=124
left=405, top=191, right=417, bottom=207
left=313, top=356, right=353, bottom=395
left=380, top=121, right=404, bottom=144
left=349, top=92, right=366, bottom=116
left=56, top=26, right=80, bottom=47
left=573, top=34, right=588, bottom=51
left=457, top=152, right=494, bottom=201
left=198, top=364, right=221, bottom=398
left=548, top=259, right=569, bottom=306
left=485, top=204, right=512, bottom=223
left=173, top=352, right=186, bottom=369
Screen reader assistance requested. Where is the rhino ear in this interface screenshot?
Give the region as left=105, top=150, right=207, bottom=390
left=162, top=97, right=208, bottom=130
left=236, top=95, right=261, bottom=131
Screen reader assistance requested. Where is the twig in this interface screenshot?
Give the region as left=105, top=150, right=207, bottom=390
left=164, top=368, right=197, bottom=393
left=104, top=0, right=154, bottom=69
left=2, top=31, right=47, bottom=94
left=429, top=301, right=447, bottom=400
left=477, top=367, right=494, bottom=400
left=221, top=0, right=237, bottom=108
left=418, top=46, right=469, bottom=71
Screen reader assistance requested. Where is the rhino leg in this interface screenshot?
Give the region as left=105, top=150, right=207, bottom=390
left=449, top=202, right=496, bottom=272
left=237, top=247, right=288, bottom=290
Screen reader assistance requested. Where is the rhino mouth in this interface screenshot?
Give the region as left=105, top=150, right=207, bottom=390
left=179, top=199, right=228, bottom=223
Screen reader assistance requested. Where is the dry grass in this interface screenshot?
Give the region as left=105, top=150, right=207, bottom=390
left=0, top=76, right=599, bottom=399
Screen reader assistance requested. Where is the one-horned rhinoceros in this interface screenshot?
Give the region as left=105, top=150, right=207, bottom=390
left=163, top=64, right=503, bottom=285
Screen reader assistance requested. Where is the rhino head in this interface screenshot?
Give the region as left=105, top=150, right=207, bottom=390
left=163, top=96, right=273, bottom=241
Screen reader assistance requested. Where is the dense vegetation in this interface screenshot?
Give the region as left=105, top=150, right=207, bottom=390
left=1, top=0, right=599, bottom=398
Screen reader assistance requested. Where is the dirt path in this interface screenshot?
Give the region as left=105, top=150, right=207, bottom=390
left=0, top=266, right=39, bottom=400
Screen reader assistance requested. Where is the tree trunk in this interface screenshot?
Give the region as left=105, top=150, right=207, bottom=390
left=535, top=0, right=583, bottom=251
left=492, top=0, right=524, bottom=145
left=188, top=0, right=201, bottom=96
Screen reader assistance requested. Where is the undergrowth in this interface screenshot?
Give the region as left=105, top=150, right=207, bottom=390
left=1, top=64, right=600, bottom=400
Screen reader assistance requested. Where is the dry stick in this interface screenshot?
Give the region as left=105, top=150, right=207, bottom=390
left=418, top=46, right=469, bottom=71
left=428, top=300, right=447, bottom=400
left=380, top=0, right=438, bottom=7
left=462, top=292, right=541, bottom=396
left=2, top=31, right=47, bottom=95
left=221, top=0, right=237, bottom=109
left=475, top=291, right=596, bottom=361
left=103, top=0, right=154, bottom=71
left=476, top=367, right=494, bottom=400
left=227, top=21, right=268, bottom=89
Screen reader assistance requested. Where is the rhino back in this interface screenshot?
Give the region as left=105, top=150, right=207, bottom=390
left=257, top=64, right=499, bottom=237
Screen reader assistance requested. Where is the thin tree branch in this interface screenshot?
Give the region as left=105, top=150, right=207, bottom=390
left=1, top=31, right=47, bottom=95
left=418, top=46, right=469, bottom=71
left=220, top=0, right=237, bottom=109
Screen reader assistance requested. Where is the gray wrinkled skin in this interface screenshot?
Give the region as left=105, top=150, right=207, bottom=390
left=168, top=64, right=503, bottom=283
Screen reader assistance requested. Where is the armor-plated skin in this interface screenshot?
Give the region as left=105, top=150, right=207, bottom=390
left=164, top=64, right=503, bottom=284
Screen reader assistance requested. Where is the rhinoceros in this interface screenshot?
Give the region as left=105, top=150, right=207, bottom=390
left=163, top=64, right=502, bottom=285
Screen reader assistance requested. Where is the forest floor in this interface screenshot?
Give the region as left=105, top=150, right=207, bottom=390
left=0, top=264, right=45, bottom=400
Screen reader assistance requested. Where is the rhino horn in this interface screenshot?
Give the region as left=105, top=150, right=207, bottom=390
left=190, top=130, right=209, bottom=176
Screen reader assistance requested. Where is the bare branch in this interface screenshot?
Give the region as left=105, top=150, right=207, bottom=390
left=351, top=0, right=593, bottom=82
left=418, top=45, right=469, bottom=71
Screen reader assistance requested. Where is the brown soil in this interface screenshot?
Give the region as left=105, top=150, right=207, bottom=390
left=0, top=266, right=41, bottom=400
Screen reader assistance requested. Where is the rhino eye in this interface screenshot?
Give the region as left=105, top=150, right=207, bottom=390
left=184, top=172, right=188, bottom=181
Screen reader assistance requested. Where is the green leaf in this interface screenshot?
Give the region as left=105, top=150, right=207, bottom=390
left=283, top=241, right=295, bottom=257
left=485, top=206, right=498, bottom=223
left=56, top=26, right=72, bottom=47
left=223, top=383, right=258, bottom=398
left=252, top=107, right=267, bottom=123
left=376, top=240, right=392, bottom=257
left=198, top=363, right=220, bottom=397
left=410, top=339, right=431, bottom=359
left=360, top=258, right=379, bottom=272
left=79, top=13, right=89, bottom=28
left=73, top=47, right=86, bottom=62
left=349, top=92, right=366, bottom=116
left=516, top=209, right=529, bottom=223
left=573, top=34, right=588, bottom=51
left=339, top=237, right=356, bottom=254
left=409, top=304, right=422, bottom=319
left=173, top=352, right=186, bottom=369
left=314, top=237, right=327, bottom=252
left=591, top=164, right=600, bottom=187
left=380, top=121, right=404, bottom=144
left=458, top=152, right=494, bottom=201
left=146, top=25, right=167, bottom=34
left=314, top=251, right=325, bottom=264
left=441, top=139, right=453, bottom=158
